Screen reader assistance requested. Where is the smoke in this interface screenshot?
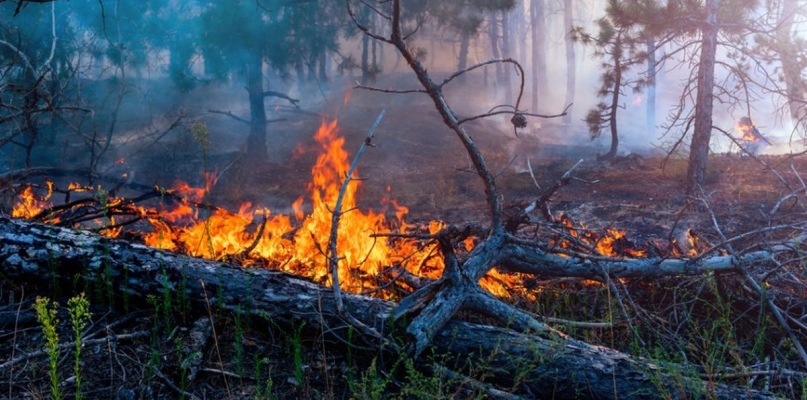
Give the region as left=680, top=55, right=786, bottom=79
left=2, top=0, right=806, bottom=203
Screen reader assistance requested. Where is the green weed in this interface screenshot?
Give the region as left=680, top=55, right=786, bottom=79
left=67, top=293, right=91, bottom=400
left=34, top=297, right=61, bottom=400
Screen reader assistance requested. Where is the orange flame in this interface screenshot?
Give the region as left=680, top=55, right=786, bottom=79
left=12, top=121, right=658, bottom=300
left=737, top=119, right=761, bottom=143
left=12, top=183, right=54, bottom=221
left=141, top=120, right=446, bottom=294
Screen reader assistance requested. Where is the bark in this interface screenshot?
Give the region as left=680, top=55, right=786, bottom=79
left=321, top=49, right=330, bottom=82
left=246, top=53, right=267, bottom=160
left=686, top=0, right=719, bottom=194
left=530, top=0, right=547, bottom=111
left=361, top=29, right=370, bottom=84
left=295, top=61, right=305, bottom=93
left=515, top=0, right=526, bottom=66
left=319, top=48, right=328, bottom=82
left=500, top=10, right=513, bottom=102
left=457, top=31, right=470, bottom=83
left=0, top=218, right=779, bottom=400
left=563, top=0, right=575, bottom=124
left=372, top=39, right=377, bottom=72
left=603, top=35, right=622, bottom=160
left=777, top=0, right=805, bottom=123
left=499, top=240, right=781, bottom=279
left=646, top=39, right=657, bottom=136
left=488, top=15, right=504, bottom=84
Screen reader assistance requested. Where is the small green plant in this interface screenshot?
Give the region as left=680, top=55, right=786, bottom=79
left=270, top=319, right=307, bottom=386
left=146, top=294, right=161, bottom=381
left=290, top=321, right=305, bottom=385
left=346, top=325, right=355, bottom=385
left=175, top=337, right=201, bottom=400
left=399, top=357, right=451, bottom=399
left=34, top=297, right=62, bottom=400
left=254, top=356, right=274, bottom=400
left=178, top=262, right=189, bottom=322
left=67, top=293, right=92, bottom=400
left=98, top=187, right=115, bottom=308
left=235, top=304, right=244, bottom=377
left=48, top=251, right=60, bottom=299
left=349, top=358, right=390, bottom=400
left=245, top=272, right=254, bottom=327
left=161, top=265, right=172, bottom=336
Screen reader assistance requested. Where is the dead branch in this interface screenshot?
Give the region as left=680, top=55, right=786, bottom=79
left=207, top=109, right=251, bottom=126
left=696, top=186, right=807, bottom=368
left=329, top=109, right=386, bottom=314
left=0, top=330, right=149, bottom=371
left=261, top=90, right=300, bottom=108
left=500, top=234, right=802, bottom=279
left=514, top=159, right=583, bottom=227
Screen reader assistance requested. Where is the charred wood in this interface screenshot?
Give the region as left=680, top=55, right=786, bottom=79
left=0, top=218, right=780, bottom=399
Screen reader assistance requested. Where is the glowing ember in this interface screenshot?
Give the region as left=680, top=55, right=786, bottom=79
left=555, top=214, right=648, bottom=258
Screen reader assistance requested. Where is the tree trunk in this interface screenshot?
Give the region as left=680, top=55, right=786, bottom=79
left=457, top=31, right=470, bottom=83
left=603, top=36, right=622, bottom=160
left=686, top=0, right=719, bottom=194
left=295, top=60, right=305, bottom=93
left=307, top=49, right=318, bottom=83
left=361, top=30, right=370, bottom=84
left=563, top=0, right=576, bottom=124
left=530, top=0, right=547, bottom=111
left=488, top=15, right=504, bottom=84
left=646, top=39, right=657, bottom=136
left=500, top=10, right=513, bottom=102
left=515, top=0, right=526, bottom=66
left=0, top=217, right=779, bottom=400
left=778, top=0, right=805, bottom=123
left=319, top=48, right=328, bottom=82
left=246, top=53, right=267, bottom=161
left=372, top=38, right=378, bottom=74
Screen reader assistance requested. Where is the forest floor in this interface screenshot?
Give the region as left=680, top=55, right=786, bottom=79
left=3, top=76, right=807, bottom=399
left=3, top=150, right=805, bottom=399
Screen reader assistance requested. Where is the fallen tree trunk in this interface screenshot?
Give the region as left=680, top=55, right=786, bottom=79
left=0, top=218, right=778, bottom=399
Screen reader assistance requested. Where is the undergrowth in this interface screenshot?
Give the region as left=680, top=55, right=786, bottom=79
left=7, top=259, right=806, bottom=399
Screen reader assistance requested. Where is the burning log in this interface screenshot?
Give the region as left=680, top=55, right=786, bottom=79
left=0, top=217, right=780, bottom=399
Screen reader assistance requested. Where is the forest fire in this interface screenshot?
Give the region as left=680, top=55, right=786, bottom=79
left=5, top=0, right=807, bottom=397
left=9, top=120, right=558, bottom=297
left=8, top=119, right=703, bottom=301
left=7, top=120, right=696, bottom=299
left=8, top=120, right=693, bottom=302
